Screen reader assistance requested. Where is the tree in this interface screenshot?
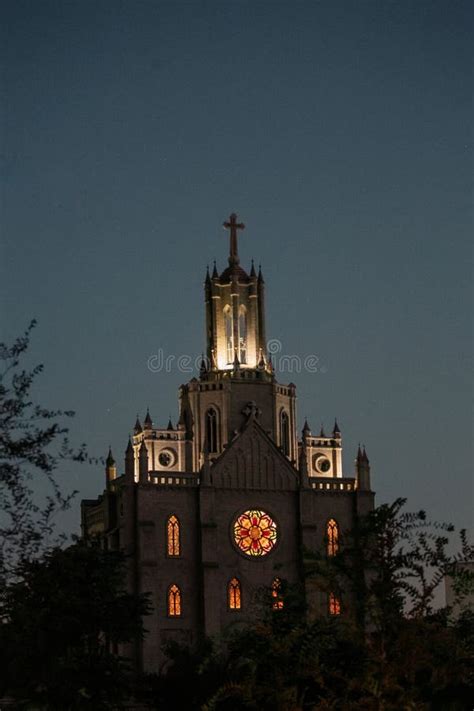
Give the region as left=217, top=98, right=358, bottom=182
left=0, top=320, right=88, bottom=582
left=0, top=542, right=151, bottom=710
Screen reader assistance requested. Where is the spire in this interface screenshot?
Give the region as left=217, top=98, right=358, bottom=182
left=167, top=417, right=174, bottom=430
left=320, top=423, right=326, bottom=437
left=302, top=418, right=311, bottom=436
left=205, top=264, right=211, bottom=285
left=212, top=260, right=219, bottom=278
left=134, top=415, right=142, bottom=434
left=223, top=213, right=245, bottom=267
left=257, top=264, right=264, bottom=283
left=356, top=443, right=363, bottom=461
left=199, top=353, right=208, bottom=378
left=106, top=446, right=115, bottom=467
left=126, top=437, right=134, bottom=455
left=333, top=418, right=341, bottom=437
left=144, top=408, right=152, bottom=429
left=250, top=259, right=256, bottom=277
left=362, top=445, right=369, bottom=464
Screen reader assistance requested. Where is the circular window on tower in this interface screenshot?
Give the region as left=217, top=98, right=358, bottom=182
left=233, top=509, right=278, bottom=557
left=158, top=449, right=176, bottom=468
left=314, top=454, right=331, bottom=474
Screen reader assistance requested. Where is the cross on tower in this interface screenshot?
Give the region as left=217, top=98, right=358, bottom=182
left=223, top=213, right=245, bottom=265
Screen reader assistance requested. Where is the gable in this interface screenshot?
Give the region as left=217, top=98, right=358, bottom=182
left=210, top=419, right=299, bottom=491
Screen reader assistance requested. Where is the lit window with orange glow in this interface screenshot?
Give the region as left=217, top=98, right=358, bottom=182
left=168, top=584, right=181, bottom=616
left=272, top=577, right=284, bottom=610
left=327, top=518, right=339, bottom=556
left=167, top=515, right=180, bottom=557
left=328, top=592, right=341, bottom=615
left=228, top=577, right=242, bottom=610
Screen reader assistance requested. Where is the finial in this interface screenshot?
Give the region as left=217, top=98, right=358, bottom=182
left=333, top=418, right=341, bottom=436
left=356, top=443, right=363, bottom=461
left=167, top=416, right=173, bottom=430
left=212, top=260, right=219, bottom=278
left=258, top=264, right=264, bottom=283
left=257, top=348, right=266, bottom=370
left=223, top=213, right=245, bottom=266
left=134, top=415, right=142, bottom=434
left=144, top=408, right=152, bottom=428
left=199, top=353, right=208, bottom=377
left=126, top=436, right=134, bottom=455
left=250, top=259, right=256, bottom=277
left=205, top=264, right=211, bottom=284
left=320, top=423, right=325, bottom=437
left=303, top=418, right=311, bottom=434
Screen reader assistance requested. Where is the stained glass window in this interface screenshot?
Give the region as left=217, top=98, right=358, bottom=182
left=280, top=410, right=290, bottom=456
left=168, top=584, right=181, bottom=616
left=233, top=510, right=278, bottom=557
left=327, top=519, right=339, bottom=556
left=272, top=577, right=284, bottom=610
left=228, top=577, right=242, bottom=610
left=328, top=591, right=341, bottom=615
left=167, top=515, right=180, bottom=557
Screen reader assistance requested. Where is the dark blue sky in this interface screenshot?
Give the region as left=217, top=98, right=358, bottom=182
left=2, top=1, right=472, bottom=536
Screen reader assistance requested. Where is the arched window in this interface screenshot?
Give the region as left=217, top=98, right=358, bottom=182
left=168, top=584, right=181, bottom=617
left=238, top=305, right=247, bottom=364
left=205, top=408, right=218, bottom=454
left=272, top=577, right=284, bottom=610
left=228, top=577, right=242, bottom=610
left=224, top=305, right=233, bottom=364
left=167, top=515, right=180, bottom=557
left=280, top=410, right=290, bottom=456
left=328, top=591, right=341, bottom=615
left=327, top=518, right=339, bottom=556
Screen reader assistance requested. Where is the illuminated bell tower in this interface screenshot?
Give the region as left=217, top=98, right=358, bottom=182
left=179, top=213, right=298, bottom=469
left=205, top=213, right=267, bottom=371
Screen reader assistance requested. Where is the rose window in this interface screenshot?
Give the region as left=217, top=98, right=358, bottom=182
left=233, top=509, right=278, bottom=557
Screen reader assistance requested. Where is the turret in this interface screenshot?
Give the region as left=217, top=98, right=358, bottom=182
left=356, top=444, right=371, bottom=491
left=105, top=446, right=117, bottom=486
left=125, top=437, right=135, bottom=482
left=138, top=440, right=149, bottom=484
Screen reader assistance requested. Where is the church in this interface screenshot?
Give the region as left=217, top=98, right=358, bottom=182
left=81, top=214, right=374, bottom=671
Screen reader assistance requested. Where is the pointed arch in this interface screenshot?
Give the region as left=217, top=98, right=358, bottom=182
left=328, top=591, right=341, bottom=615
left=271, top=577, right=284, bottom=610
left=228, top=577, right=242, bottom=610
left=205, top=407, right=219, bottom=454
left=167, top=584, right=182, bottom=617
left=166, top=514, right=180, bottom=557
left=279, top=409, right=290, bottom=456
left=238, top=304, right=247, bottom=364
left=224, top=305, right=233, bottom=364
left=326, top=518, right=339, bottom=556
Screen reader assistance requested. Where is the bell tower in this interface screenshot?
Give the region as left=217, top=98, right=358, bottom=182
left=205, top=213, right=268, bottom=371
left=179, top=213, right=298, bottom=469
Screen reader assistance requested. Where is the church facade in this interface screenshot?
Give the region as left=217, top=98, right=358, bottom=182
left=81, top=214, right=374, bottom=671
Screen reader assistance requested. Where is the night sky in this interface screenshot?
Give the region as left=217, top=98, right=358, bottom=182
left=2, top=1, right=472, bottom=537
